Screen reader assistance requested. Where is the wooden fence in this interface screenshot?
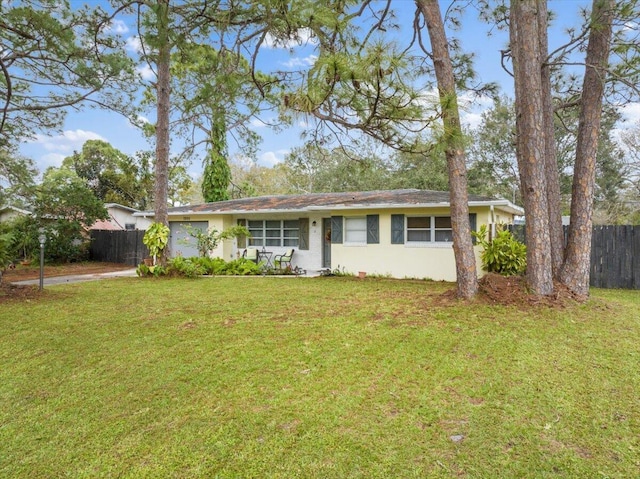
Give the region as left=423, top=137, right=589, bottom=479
left=89, top=230, right=149, bottom=266
left=509, top=225, right=640, bottom=289
left=590, top=226, right=640, bottom=289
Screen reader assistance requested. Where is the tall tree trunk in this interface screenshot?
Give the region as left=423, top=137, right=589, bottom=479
left=154, top=0, right=170, bottom=261
left=560, top=0, right=614, bottom=297
left=510, top=0, right=554, bottom=295
left=538, top=1, right=564, bottom=276
left=417, top=0, right=478, bottom=299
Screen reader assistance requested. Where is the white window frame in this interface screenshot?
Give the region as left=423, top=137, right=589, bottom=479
left=344, top=216, right=367, bottom=245
left=248, top=219, right=299, bottom=247
left=406, top=215, right=453, bottom=245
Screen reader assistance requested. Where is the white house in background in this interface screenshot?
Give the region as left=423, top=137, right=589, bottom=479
left=0, top=205, right=32, bottom=223
left=151, top=189, right=523, bottom=281
left=90, top=203, right=153, bottom=231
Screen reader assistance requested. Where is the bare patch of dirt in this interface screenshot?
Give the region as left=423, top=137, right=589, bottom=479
left=435, top=273, right=582, bottom=309
left=0, top=282, right=43, bottom=303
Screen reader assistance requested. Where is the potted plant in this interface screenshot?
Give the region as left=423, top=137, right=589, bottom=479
left=142, top=222, right=170, bottom=266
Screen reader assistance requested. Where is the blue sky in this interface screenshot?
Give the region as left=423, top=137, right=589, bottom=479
left=18, top=0, right=640, bottom=179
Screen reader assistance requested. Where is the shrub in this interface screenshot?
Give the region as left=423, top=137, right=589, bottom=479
left=168, top=256, right=205, bottom=278
left=215, top=258, right=261, bottom=276
left=138, top=256, right=261, bottom=278
left=473, top=224, right=527, bottom=276
left=143, top=222, right=170, bottom=265
left=136, top=263, right=167, bottom=277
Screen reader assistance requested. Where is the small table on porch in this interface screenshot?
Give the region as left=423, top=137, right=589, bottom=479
left=258, top=250, right=273, bottom=269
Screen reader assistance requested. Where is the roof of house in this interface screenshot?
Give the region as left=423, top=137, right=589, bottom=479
left=0, top=205, right=33, bottom=216
left=104, top=203, right=142, bottom=213
left=156, top=189, right=524, bottom=216
left=89, top=219, right=124, bottom=231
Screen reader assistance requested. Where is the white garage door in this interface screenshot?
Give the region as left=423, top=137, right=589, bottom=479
left=169, top=221, right=208, bottom=258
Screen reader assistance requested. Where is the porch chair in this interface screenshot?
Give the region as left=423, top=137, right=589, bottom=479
left=243, top=248, right=259, bottom=263
left=274, top=248, right=294, bottom=270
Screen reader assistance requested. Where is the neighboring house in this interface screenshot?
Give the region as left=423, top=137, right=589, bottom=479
left=158, top=189, right=523, bottom=281
left=90, top=203, right=153, bottom=231
left=0, top=205, right=32, bottom=223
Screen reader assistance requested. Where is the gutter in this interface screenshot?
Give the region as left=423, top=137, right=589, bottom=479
left=133, top=201, right=524, bottom=218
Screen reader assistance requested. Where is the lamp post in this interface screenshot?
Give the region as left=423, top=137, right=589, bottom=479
left=38, top=233, right=46, bottom=291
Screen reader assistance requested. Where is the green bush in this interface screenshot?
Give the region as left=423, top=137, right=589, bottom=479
left=168, top=256, right=205, bottom=278
left=215, top=258, right=261, bottom=276
left=191, top=256, right=225, bottom=275
left=136, top=263, right=167, bottom=277
left=137, top=256, right=261, bottom=278
left=473, top=225, right=527, bottom=276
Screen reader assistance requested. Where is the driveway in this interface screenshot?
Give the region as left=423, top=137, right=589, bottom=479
left=12, top=268, right=138, bottom=286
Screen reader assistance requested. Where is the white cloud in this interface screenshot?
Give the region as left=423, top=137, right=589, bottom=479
left=282, top=55, right=318, bottom=69
left=126, top=36, right=142, bottom=54
left=137, top=64, right=156, bottom=81
left=259, top=150, right=289, bottom=167
left=250, top=118, right=268, bottom=129
left=127, top=115, right=151, bottom=129
left=107, top=19, right=129, bottom=35
left=30, top=130, right=106, bottom=154
left=461, top=112, right=484, bottom=130
left=458, top=93, right=495, bottom=130
left=250, top=117, right=280, bottom=129
left=40, top=153, right=67, bottom=169
left=263, top=28, right=317, bottom=49
left=620, top=102, right=640, bottom=124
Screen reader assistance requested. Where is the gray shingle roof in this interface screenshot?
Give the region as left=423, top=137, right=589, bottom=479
left=165, top=189, right=521, bottom=215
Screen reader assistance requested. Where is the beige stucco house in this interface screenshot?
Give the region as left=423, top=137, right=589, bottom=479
left=159, top=189, right=523, bottom=281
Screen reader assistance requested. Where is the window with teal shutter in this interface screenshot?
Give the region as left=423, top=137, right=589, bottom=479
left=391, top=214, right=405, bottom=244
left=367, top=215, right=379, bottom=244
left=331, top=216, right=343, bottom=244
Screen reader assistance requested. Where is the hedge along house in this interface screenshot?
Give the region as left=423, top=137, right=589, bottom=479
left=157, top=189, right=523, bottom=281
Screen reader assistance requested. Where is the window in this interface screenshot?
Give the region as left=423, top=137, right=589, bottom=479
left=344, top=217, right=367, bottom=244
left=406, top=216, right=453, bottom=243
left=124, top=223, right=135, bottom=231
left=248, top=220, right=299, bottom=247
left=407, top=216, right=431, bottom=242
left=434, top=216, right=453, bottom=242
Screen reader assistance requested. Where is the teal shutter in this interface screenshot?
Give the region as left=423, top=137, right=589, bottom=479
left=331, top=216, right=343, bottom=244
left=298, top=218, right=309, bottom=250
left=366, top=215, right=379, bottom=244
left=237, top=219, right=247, bottom=249
left=391, top=214, right=405, bottom=244
left=469, top=213, right=477, bottom=244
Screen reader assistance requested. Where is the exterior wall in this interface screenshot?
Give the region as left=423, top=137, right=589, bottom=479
left=135, top=216, right=153, bottom=230
left=167, top=213, right=326, bottom=271
left=329, top=207, right=496, bottom=282
left=167, top=205, right=513, bottom=280
left=0, top=207, right=31, bottom=223
left=229, top=213, right=325, bottom=272
left=107, top=207, right=153, bottom=230
left=0, top=210, right=22, bottom=223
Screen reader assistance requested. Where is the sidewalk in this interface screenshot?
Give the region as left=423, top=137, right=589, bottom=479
left=12, top=268, right=138, bottom=287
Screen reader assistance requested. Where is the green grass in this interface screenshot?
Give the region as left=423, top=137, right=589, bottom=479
left=1, top=277, right=639, bottom=478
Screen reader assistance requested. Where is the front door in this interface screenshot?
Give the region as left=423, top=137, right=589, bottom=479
left=322, top=218, right=331, bottom=268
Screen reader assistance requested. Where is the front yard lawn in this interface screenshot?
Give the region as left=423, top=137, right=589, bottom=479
left=1, top=277, right=638, bottom=478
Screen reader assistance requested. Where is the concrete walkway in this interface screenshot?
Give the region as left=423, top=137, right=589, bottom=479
left=12, top=268, right=138, bottom=287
